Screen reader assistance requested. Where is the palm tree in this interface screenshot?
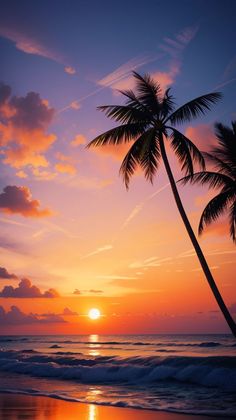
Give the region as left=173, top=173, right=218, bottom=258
left=182, top=121, right=236, bottom=242
left=87, top=72, right=236, bottom=337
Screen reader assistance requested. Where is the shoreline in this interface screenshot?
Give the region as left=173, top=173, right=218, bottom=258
left=0, top=392, right=227, bottom=419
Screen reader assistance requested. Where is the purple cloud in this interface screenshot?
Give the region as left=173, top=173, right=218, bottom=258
left=0, top=278, right=60, bottom=298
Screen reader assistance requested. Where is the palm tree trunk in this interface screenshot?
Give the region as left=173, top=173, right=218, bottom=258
left=159, top=134, right=236, bottom=337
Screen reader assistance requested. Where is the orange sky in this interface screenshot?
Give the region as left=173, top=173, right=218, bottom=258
left=0, top=2, right=235, bottom=335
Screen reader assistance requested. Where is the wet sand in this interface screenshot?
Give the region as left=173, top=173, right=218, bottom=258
left=0, top=393, right=224, bottom=419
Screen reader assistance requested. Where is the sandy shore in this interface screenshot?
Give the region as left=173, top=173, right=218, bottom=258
left=0, top=393, right=225, bottom=419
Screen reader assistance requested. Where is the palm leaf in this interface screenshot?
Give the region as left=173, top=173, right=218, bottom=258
left=229, top=201, right=236, bottom=242
left=170, top=128, right=205, bottom=176
left=87, top=123, right=145, bottom=148
left=166, top=92, right=222, bottom=125
left=97, top=104, right=150, bottom=124
left=204, top=152, right=235, bottom=178
left=160, top=88, right=175, bottom=119
left=180, top=170, right=233, bottom=189
left=119, top=89, right=154, bottom=119
left=139, top=129, right=160, bottom=183
left=198, top=190, right=232, bottom=235
left=119, top=128, right=157, bottom=188
left=133, top=71, right=162, bottom=115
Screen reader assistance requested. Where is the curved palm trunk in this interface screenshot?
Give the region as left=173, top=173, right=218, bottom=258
left=159, top=134, right=236, bottom=337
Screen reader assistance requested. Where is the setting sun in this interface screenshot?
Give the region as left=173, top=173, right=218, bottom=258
left=88, top=308, right=101, bottom=320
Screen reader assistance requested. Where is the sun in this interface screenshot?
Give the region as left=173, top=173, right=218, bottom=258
left=88, top=308, right=101, bottom=320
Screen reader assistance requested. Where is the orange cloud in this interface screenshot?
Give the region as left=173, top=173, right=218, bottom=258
left=55, top=162, right=77, bottom=175
left=32, top=168, right=57, bottom=181
left=0, top=185, right=52, bottom=218
left=152, top=62, right=180, bottom=92
left=70, top=134, right=87, bottom=146
left=16, top=170, right=28, bottom=178
left=0, top=28, right=62, bottom=62
left=185, top=124, right=216, bottom=151
left=64, top=66, right=76, bottom=75
left=0, top=83, right=56, bottom=168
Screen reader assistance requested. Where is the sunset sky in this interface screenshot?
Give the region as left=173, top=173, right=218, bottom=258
left=0, top=0, right=235, bottom=334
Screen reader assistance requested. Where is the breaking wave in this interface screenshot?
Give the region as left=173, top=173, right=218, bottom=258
left=0, top=350, right=235, bottom=391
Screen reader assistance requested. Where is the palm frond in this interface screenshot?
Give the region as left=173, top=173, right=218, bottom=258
left=170, top=128, right=205, bottom=176
left=119, top=89, right=154, bottom=119
left=229, top=201, right=236, bottom=242
left=198, top=190, right=232, bottom=235
left=204, top=152, right=235, bottom=178
left=87, top=123, right=145, bottom=148
left=139, top=130, right=160, bottom=183
left=133, top=71, right=162, bottom=115
left=119, top=128, right=158, bottom=188
left=97, top=104, right=150, bottom=124
left=212, top=121, right=236, bottom=169
left=180, top=171, right=233, bottom=189
left=166, top=92, right=222, bottom=125
left=160, top=88, right=175, bottom=119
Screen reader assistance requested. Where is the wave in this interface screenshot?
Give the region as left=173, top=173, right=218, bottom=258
left=0, top=350, right=235, bottom=391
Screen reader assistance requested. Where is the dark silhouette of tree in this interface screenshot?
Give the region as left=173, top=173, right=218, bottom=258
left=182, top=121, right=236, bottom=242
left=87, top=72, right=236, bottom=336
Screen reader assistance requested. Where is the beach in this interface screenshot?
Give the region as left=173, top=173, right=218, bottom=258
left=0, top=393, right=223, bottom=420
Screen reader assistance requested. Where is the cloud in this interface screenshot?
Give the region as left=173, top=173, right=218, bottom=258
left=0, top=27, right=62, bottom=62
left=0, top=83, right=56, bottom=168
left=16, top=170, right=28, bottom=179
left=73, top=288, right=103, bottom=295
left=73, top=289, right=81, bottom=295
left=97, top=55, right=157, bottom=89
left=121, top=183, right=169, bottom=230
left=129, top=256, right=171, bottom=269
left=81, top=244, right=113, bottom=259
left=159, top=25, right=199, bottom=58
left=59, top=55, right=158, bottom=113
left=152, top=62, right=180, bottom=92
left=61, top=307, right=78, bottom=315
left=0, top=185, right=52, bottom=217
left=185, top=124, right=216, bottom=151
left=70, top=134, right=87, bottom=147
left=55, top=162, right=77, bottom=175
left=0, top=267, right=18, bottom=280
left=88, top=289, right=103, bottom=294
left=0, top=305, right=66, bottom=324
left=64, top=66, right=76, bottom=75
left=0, top=278, right=60, bottom=298
left=32, top=168, right=57, bottom=181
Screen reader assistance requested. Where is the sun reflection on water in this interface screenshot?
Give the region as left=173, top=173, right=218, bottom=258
left=88, top=334, right=101, bottom=356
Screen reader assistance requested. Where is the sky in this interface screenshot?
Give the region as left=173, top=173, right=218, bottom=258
left=0, top=0, right=236, bottom=335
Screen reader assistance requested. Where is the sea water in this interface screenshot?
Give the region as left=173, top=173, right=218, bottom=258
left=0, top=334, right=235, bottom=417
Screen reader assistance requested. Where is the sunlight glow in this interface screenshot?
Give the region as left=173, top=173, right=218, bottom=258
left=88, top=308, right=101, bottom=320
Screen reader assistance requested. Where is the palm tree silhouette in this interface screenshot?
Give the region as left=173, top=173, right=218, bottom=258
left=182, top=121, right=236, bottom=242
left=87, top=72, right=236, bottom=336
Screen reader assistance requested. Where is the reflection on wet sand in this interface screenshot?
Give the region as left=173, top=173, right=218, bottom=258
left=0, top=394, right=219, bottom=420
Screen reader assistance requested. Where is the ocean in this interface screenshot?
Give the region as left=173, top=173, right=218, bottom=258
left=0, top=334, right=235, bottom=417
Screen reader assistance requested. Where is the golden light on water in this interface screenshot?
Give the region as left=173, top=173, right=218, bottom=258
left=88, top=308, right=101, bottom=320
